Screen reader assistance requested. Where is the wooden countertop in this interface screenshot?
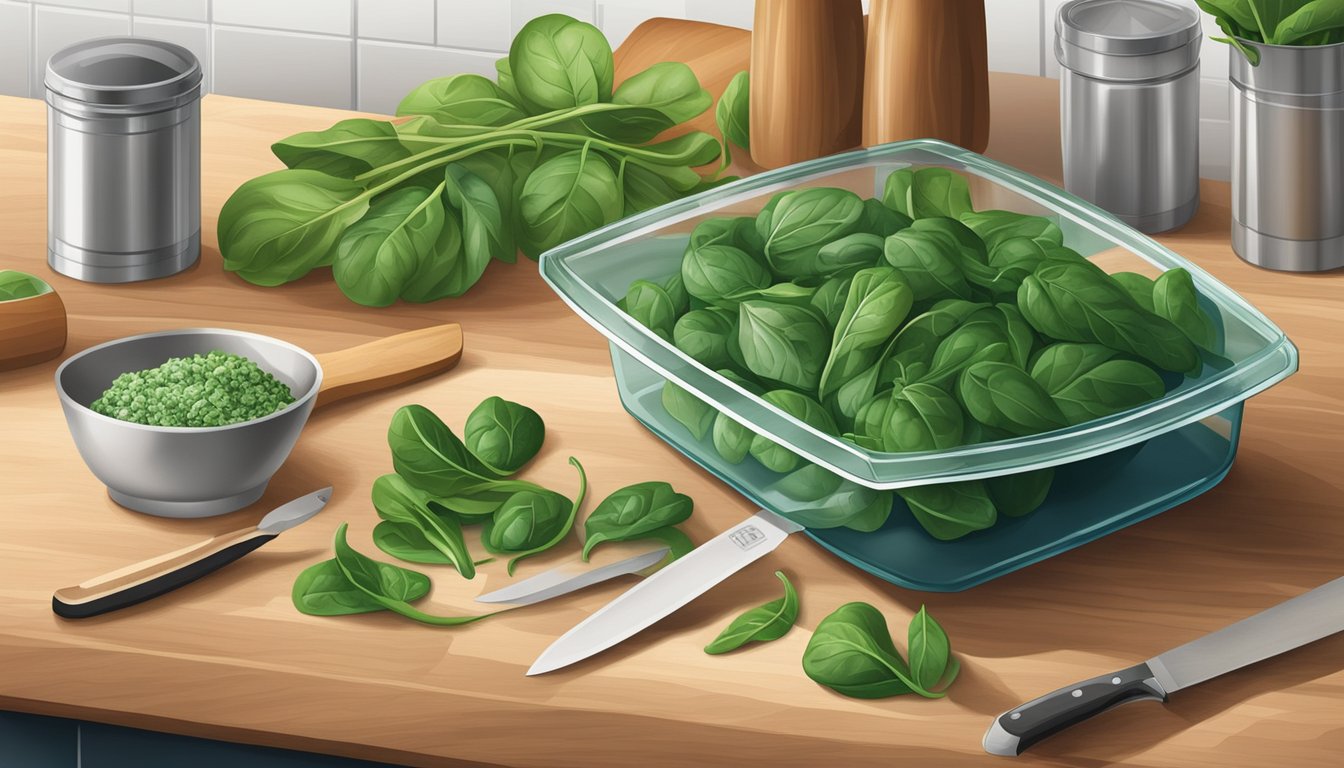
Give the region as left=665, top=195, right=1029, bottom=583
left=2, top=53, right=1344, bottom=768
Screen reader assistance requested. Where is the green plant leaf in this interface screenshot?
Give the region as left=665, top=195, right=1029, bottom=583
left=815, top=233, right=887, bottom=275
left=673, top=308, right=736, bottom=369
left=1152, top=268, right=1217, bottom=350
left=388, top=404, right=505, bottom=497
left=899, top=481, right=998, bottom=541
left=1109, top=271, right=1157, bottom=312
left=1275, top=0, right=1344, bottom=45
left=1050, top=359, right=1165, bottom=425
left=625, top=279, right=678, bottom=340
left=808, top=274, right=854, bottom=327
left=882, top=382, right=965, bottom=452
left=680, top=243, right=771, bottom=305
left=908, top=605, right=953, bottom=691
left=881, top=167, right=974, bottom=220
left=957, top=361, right=1068, bottom=436
left=737, top=301, right=831, bottom=390
left=750, top=390, right=836, bottom=473
left=986, top=468, right=1055, bottom=518
left=761, top=188, right=866, bottom=279
left=582, top=481, right=694, bottom=560
left=397, top=74, right=526, bottom=125
left=518, top=146, right=623, bottom=258
left=580, top=61, right=711, bottom=143
left=662, top=380, right=716, bottom=441
left=463, top=396, right=545, bottom=474
left=704, top=571, right=798, bottom=654
left=398, top=201, right=468, bottom=303
left=292, top=557, right=429, bottom=616
left=271, top=119, right=411, bottom=178
left=219, top=169, right=370, bottom=286
left=803, top=602, right=947, bottom=699
left=333, top=184, right=445, bottom=307
left=1028, top=343, right=1120, bottom=394
left=818, top=267, right=913, bottom=398
left=716, top=70, right=750, bottom=165
left=860, top=197, right=914, bottom=237
left=882, top=229, right=973, bottom=302
left=764, top=463, right=893, bottom=531
left=443, top=163, right=511, bottom=272
left=959, top=209, right=1062, bottom=252
left=483, top=457, right=587, bottom=574
left=508, top=14, right=613, bottom=113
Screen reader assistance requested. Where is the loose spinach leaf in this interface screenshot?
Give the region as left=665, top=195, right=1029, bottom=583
left=681, top=243, right=771, bottom=304
left=625, top=279, right=678, bottom=340
left=292, top=558, right=429, bottom=616
left=508, top=14, right=613, bottom=113
left=583, top=61, right=711, bottom=144
left=482, top=457, right=588, bottom=574
left=389, top=404, right=508, bottom=495
left=802, top=602, right=955, bottom=699
left=715, top=70, right=750, bottom=165
left=463, top=396, right=545, bottom=474
left=860, top=197, right=914, bottom=237
left=1108, top=271, right=1157, bottom=312
left=907, top=605, right=955, bottom=691
left=959, top=209, right=1063, bottom=252
left=396, top=74, right=526, bottom=126
left=271, top=119, right=411, bottom=179
left=958, top=361, right=1068, bottom=436
left=986, top=468, right=1055, bottom=518
left=761, top=188, right=866, bottom=278
left=881, top=167, right=974, bottom=220
left=582, top=481, right=694, bottom=560
left=737, top=301, right=831, bottom=390
left=662, top=380, right=716, bottom=441
left=1029, top=343, right=1120, bottom=394
left=673, top=308, right=736, bottom=369
left=370, top=473, right=479, bottom=577
left=1152, top=268, right=1217, bottom=351
left=750, top=390, right=837, bottom=473
left=809, top=274, right=855, bottom=327
left=0, top=269, right=51, bottom=302
left=765, top=463, right=893, bottom=531
left=814, top=233, right=886, bottom=275
left=518, top=146, right=623, bottom=258
left=704, top=571, right=798, bottom=654
left=882, top=229, right=973, bottom=302
left=1050, top=359, right=1166, bottom=425
left=819, top=267, right=913, bottom=398
left=333, top=184, right=445, bottom=307
left=899, top=481, right=999, bottom=540
left=882, top=382, right=965, bottom=452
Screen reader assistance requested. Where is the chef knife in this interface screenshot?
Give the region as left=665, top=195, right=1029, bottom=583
left=984, top=574, right=1344, bottom=756
left=528, top=509, right=803, bottom=675
left=52, top=487, right=332, bottom=619
left=476, top=545, right=671, bottom=606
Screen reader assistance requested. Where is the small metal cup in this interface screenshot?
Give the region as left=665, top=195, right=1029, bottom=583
left=45, top=38, right=203, bottom=283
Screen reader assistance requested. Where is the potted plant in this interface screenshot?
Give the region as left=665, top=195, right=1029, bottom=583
left=1197, top=1, right=1344, bottom=271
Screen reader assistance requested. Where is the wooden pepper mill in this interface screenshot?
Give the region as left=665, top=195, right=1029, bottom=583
left=749, top=0, right=865, bottom=169
left=863, top=0, right=990, bottom=152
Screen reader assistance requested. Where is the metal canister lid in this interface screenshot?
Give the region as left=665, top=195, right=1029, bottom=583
left=1057, top=0, right=1201, bottom=81
left=45, top=37, right=202, bottom=108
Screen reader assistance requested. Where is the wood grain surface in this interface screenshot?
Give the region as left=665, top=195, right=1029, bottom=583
left=0, top=43, right=1342, bottom=768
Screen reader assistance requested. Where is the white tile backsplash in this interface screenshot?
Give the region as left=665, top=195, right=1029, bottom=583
left=0, top=1, right=32, bottom=98
left=6, top=0, right=1236, bottom=181
left=359, top=0, right=434, bottom=44
left=213, top=26, right=353, bottom=109
left=357, top=40, right=497, bottom=113
left=132, top=16, right=210, bottom=90
left=214, top=0, right=353, bottom=36
left=32, top=5, right=130, bottom=95
left=132, top=0, right=208, bottom=22
left=437, top=0, right=510, bottom=51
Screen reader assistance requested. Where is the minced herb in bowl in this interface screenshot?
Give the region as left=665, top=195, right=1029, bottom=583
left=90, top=350, right=296, bottom=427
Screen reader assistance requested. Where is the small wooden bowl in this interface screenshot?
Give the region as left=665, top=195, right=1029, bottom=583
left=0, top=289, right=68, bottom=371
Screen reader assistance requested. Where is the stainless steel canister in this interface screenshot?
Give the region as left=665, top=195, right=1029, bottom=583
left=1231, top=41, right=1344, bottom=272
left=1057, top=0, right=1202, bottom=233
left=46, top=38, right=202, bottom=283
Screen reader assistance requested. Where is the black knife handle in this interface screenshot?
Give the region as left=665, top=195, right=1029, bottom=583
left=983, top=662, right=1168, bottom=757
left=53, top=530, right=277, bottom=619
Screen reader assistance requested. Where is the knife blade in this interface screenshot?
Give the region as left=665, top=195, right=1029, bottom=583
left=528, top=509, right=804, bottom=675
left=984, top=574, right=1344, bottom=757
left=52, top=487, right=332, bottom=619
left=475, top=546, right=671, bottom=606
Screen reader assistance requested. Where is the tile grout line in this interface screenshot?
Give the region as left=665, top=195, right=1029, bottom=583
left=351, top=0, right=358, bottom=110
left=28, top=0, right=35, bottom=98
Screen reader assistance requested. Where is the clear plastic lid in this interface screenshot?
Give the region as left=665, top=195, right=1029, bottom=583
left=1059, top=0, right=1201, bottom=55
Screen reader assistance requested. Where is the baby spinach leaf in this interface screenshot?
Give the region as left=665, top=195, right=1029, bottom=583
left=762, top=188, right=865, bottom=278
left=662, top=380, right=716, bottom=441
left=920, top=324, right=1012, bottom=391
left=911, top=217, right=988, bottom=265
left=508, top=14, right=613, bottom=112
left=884, top=300, right=988, bottom=376
left=882, top=229, right=973, bottom=302
left=1029, top=343, right=1120, bottom=394
left=899, top=481, right=998, bottom=540
left=398, top=202, right=469, bottom=303
left=582, top=481, right=694, bottom=560
left=908, top=605, right=957, bottom=692
left=803, top=602, right=953, bottom=699
left=959, top=209, right=1063, bottom=252
left=396, top=74, right=526, bottom=126
left=271, top=119, right=411, bottom=179
left=986, top=468, right=1054, bottom=518
left=882, top=383, right=965, bottom=452
left=681, top=243, right=771, bottom=304
left=1152, top=268, right=1217, bottom=351
left=483, top=457, right=587, bottom=574
left=464, top=396, right=545, bottom=474
left=334, top=184, right=446, bottom=307
left=518, top=147, right=622, bottom=258
left=809, top=274, right=855, bottom=327
left=1050, top=359, right=1165, bottom=425
left=765, top=464, right=894, bottom=531
left=958, top=361, right=1068, bottom=436
left=1018, top=263, right=1200, bottom=375
left=713, top=411, right=755, bottom=464
left=819, top=267, right=913, bottom=398
left=674, top=308, right=736, bottom=369
left=722, top=281, right=817, bottom=307
left=292, top=558, right=429, bottom=616
left=219, top=169, right=370, bottom=287
left=737, top=301, right=831, bottom=391
left=625, top=279, right=678, bottom=340
left=690, top=215, right=763, bottom=255
left=704, top=571, right=798, bottom=654
left=0, top=269, right=51, bottom=302
left=444, top=163, right=510, bottom=268
left=330, top=524, right=500, bottom=625
left=1275, top=0, right=1344, bottom=45
left=715, top=70, right=750, bottom=164
left=583, top=61, right=711, bottom=143
left=389, top=404, right=506, bottom=496
left=860, top=197, right=914, bottom=237
left=750, top=390, right=837, bottom=473
left=1108, top=271, right=1157, bottom=312
left=881, top=167, right=974, bottom=220
left=370, top=473, right=479, bottom=577
left=815, top=233, right=886, bottom=275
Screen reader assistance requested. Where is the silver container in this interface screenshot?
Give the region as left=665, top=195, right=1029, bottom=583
left=1231, top=40, right=1344, bottom=272
left=46, top=38, right=202, bottom=283
left=1057, top=0, right=1202, bottom=233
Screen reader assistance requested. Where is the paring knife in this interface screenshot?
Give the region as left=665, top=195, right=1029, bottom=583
left=52, top=487, right=332, bottom=619
left=529, top=509, right=803, bottom=675
left=984, top=574, right=1344, bottom=757
left=476, top=546, right=671, bottom=606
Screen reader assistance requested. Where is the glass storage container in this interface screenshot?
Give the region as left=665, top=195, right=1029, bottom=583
left=540, top=140, right=1297, bottom=591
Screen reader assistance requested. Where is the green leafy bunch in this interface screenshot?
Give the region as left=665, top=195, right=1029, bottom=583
left=219, top=14, right=732, bottom=306
left=624, top=168, right=1219, bottom=540
left=1196, top=1, right=1344, bottom=63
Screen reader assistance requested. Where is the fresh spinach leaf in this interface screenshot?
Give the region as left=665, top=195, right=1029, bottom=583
left=681, top=243, right=771, bottom=304
left=715, top=70, right=750, bottom=164
left=899, top=481, right=998, bottom=540
left=398, top=202, right=468, bottom=303
left=583, top=62, right=711, bottom=143
left=483, top=457, right=587, bottom=574
left=986, top=468, right=1055, bottom=518
left=765, top=463, right=894, bottom=531
left=761, top=188, right=865, bottom=278
left=582, top=480, right=694, bottom=560
left=819, top=267, right=913, bottom=398
left=860, top=197, right=914, bottom=237
left=396, top=74, right=526, bottom=126
left=881, top=167, right=974, bottom=220
left=815, top=233, right=886, bottom=275
left=704, top=571, right=797, bottom=654
left=508, top=14, right=613, bottom=112
left=518, top=146, right=623, bottom=258
left=1050, top=359, right=1166, bottom=425
left=882, top=229, right=973, bottom=302
left=750, top=390, right=837, bottom=473
left=292, top=558, right=428, bottom=616
left=388, top=404, right=507, bottom=495
left=333, top=184, right=445, bottom=307
left=1152, top=268, right=1217, bottom=350
left=1029, top=343, right=1120, bottom=394
left=808, top=274, right=855, bottom=327
left=464, top=396, right=545, bottom=474
left=882, top=382, right=965, bottom=452
left=958, top=361, right=1068, bottom=436
left=907, top=605, right=955, bottom=691
left=802, top=602, right=956, bottom=699
left=673, top=308, right=736, bottom=369
left=959, top=209, right=1063, bottom=252
left=1110, top=271, right=1157, bottom=312
left=662, top=380, right=716, bottom=441
left=444, top=163, right=510, bottom=268
left=272, top=119, right=411, bottom=179
left=625, top=279, right=678, bottom=340
left=737, top=301, right=831, bottom=390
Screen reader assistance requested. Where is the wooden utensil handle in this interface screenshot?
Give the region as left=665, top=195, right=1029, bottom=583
left=313, top=323, right=463, bottom=410
left=52, top=527, right=275, bottom=619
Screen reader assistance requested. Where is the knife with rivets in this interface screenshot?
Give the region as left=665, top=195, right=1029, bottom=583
left=984, top=574, right=1344, bottom=756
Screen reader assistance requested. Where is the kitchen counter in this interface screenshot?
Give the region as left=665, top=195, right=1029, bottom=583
left=2, top=64, right=1343, bottom=767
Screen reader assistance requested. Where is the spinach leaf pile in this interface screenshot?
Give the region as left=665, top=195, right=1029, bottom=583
left=220, top=14, right=731, bottom=306
left=623, top=168, right=1217, bottom=540
left=802, top=603, right=958, bottom=699
left=1196, top=1, right=1344, bottom=63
